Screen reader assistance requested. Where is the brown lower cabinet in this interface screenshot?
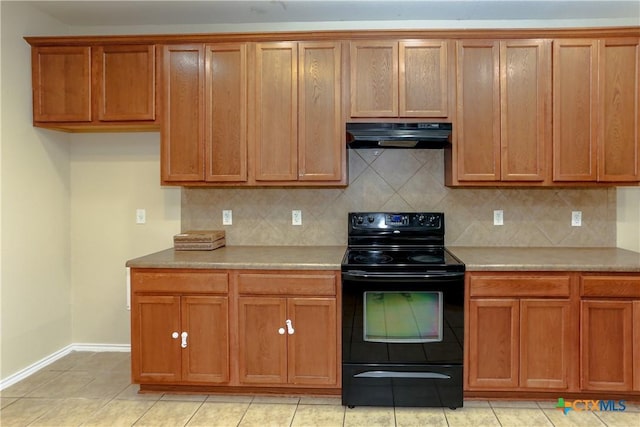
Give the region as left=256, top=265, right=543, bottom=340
left=466, top=271, right=640, bottom=397
left=130, top=268, right=340, bottom=392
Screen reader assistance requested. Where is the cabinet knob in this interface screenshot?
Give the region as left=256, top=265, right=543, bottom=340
left=278, top=327, right=285, bottom=335
left=181, top=331, right=188, bottom=348
left=286, top=319, right=295, bottom=335
left=172, top=332, right=179, bottom=339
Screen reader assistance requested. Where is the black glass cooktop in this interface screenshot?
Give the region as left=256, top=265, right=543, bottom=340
left=342, top=247, right=464, bottom=272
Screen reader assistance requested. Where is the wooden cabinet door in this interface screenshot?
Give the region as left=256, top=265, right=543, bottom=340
left=500, top=40, right=551, bottom=182
left=161, top=44, right=205, bottom=182
left=634, top=301, right=640, bottom=391
left=599, top=38, right=640, bottom=182
left=32, top=46, right=91, bottom=122
left=204, top=43, right=248, bottom=182
left=581, top=300, right=633, bottom=391
left=131, top=295, right=181, bottom=383
left=468, top=298, right=519, bottom=388
left=456, top=40, right=501, bottom=181
left=520, top=299, right=574, bottom=389
left=350, top=41, right=398, bottom=117
left=298, top=42, right=343, bottom=182
left=400, top=40, right=450, bottom=117
left=254, top=42, right=298, bottom=181
left=287, top=297, right=338, bottom=386
left=181, top=296, right=229, bottom=383
left=553, top=40, right=599, bottom=182
left=238, top=296, right=288, bottom=384
left=94, top=45, right=156, bottom=122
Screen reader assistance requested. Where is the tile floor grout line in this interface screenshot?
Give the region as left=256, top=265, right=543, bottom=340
left=181, top=399, right=206, bottom=427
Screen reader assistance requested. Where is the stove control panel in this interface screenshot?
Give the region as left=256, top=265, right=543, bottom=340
left=351, top=212, right=443, bottom=230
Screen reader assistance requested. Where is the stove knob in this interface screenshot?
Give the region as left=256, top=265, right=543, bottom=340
left=417, top=214, right=426, bottom=224
left=356, top=216, right=364, bottom=224
left=368, top=216, right=375, bottom=223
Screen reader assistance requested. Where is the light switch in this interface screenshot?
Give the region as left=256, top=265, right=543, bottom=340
left=572, top=211, right=582, bottom=227
left=222, top=210, right=232, bottom=225
left=493, top=210, right=504, bottom=226
left=136, top=209, right=146, bottom=224
left=292, top=210, right=302, bottom=226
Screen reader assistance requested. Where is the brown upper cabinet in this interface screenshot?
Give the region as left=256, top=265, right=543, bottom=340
left=350, top=40, right=453, bottom=118
left=553, top=38, right=639, bottom=183
left=161, top=41, right=345, bottom=186
left=450, top=39, right=551, bottom=184
left=31, top=44, right=157, bottom=130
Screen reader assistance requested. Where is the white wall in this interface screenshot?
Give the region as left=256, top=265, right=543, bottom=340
left=70, top=133, right=180, bottom=344
left=0, top=2, right=72, bottom=380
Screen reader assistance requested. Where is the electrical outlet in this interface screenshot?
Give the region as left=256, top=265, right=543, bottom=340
left=292, top=210, right=302, bottom=226
left=572, top=211, right=582, bottom=227
left=493, top=210, right=504, bottom=226
left=136, top=208, right=146, bottom=224
left=222, top=210, right=232, bottom=225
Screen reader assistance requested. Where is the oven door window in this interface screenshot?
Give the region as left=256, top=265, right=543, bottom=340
left=363, top=291, right=443, bottom=343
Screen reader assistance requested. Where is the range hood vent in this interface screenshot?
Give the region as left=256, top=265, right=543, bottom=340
left=346, top=122, right=452, bottom=149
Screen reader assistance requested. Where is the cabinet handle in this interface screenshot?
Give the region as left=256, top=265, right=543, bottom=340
left=278, top=327, right=285, bottom=335
left=181, top=331, right=188, bottom=348
left=172, top=332, right=179, bottom=339
left=286, top=319, right=295, bottom=335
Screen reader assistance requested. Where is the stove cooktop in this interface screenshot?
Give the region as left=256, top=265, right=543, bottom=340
left=341, top=246, right=465, bottom=272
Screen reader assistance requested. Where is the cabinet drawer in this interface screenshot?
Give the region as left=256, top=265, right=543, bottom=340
left=132, top=270, right=228, bottom=294
left=581, top=276, right=640, bottom=298
left=469, top=275, right=571, bottom=297
left=237, top=273, right=336, bottom=296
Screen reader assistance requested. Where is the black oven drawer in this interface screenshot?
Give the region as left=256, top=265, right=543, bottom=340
left=342, top=363, right=463, bottom=408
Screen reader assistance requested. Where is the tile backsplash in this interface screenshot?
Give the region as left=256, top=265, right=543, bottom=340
left=182, top=149, right=616, bottom=247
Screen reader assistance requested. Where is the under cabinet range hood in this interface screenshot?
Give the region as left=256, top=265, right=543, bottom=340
left=346, top=122, right=452, bottom=149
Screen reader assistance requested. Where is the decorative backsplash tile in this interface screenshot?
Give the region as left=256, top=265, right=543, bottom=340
left=182, top=149, right=616, bottom=247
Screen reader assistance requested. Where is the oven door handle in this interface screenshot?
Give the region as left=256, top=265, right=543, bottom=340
left=342, top=271, right=465, bottom=281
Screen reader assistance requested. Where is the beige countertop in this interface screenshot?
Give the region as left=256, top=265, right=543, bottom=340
left=127, top=245, right=640, bottom=273
left=448, top=246, right=640, bottom=272
left=126, top=246, right=345, bottom=270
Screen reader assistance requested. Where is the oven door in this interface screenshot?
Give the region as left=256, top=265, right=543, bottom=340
left=342, top=270, right=464, bottom=365
left=341, top=270, right=465, bottom=408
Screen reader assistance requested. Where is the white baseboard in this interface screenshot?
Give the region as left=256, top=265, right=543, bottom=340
left=0, top=343, right=131, bottom=391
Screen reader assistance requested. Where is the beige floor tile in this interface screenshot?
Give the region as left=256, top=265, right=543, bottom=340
left=73, top=373, right=131, bottom=399
left=542, top=408, right=605, bottom=427
left=160, top=393, right=208, bottom=402
left=344, top=406, right=395, bottom=427
left=206, top=394, right=254, bottom=403
left=187, top=402, right=250, bottom=427
left=395, top=406, right=448, bottom=427
left=594, top=410, right=640, bottom=427
left=493, top=407, right=553, bottom=426
left=1, top=370, right=62, bottom=397
left=0, top=398, right=57, bottom=425
left=291, top=403, right=346, bottom=427
left=623, top=401, right=640, bottom=412
left=72, top=352, right=131, bottom=372
left=461, top=399, right=492, bottom=408
left=26, top=370, right=95, bottom=398
left=114, top=384, right=163, bottom=401
left=45, top=351, right=96, bottom=371
left=239, top=403, right=297, bottom=427
left=82, top=399, right=155, bottom=426
left=134, top=400, right=202, bottom=427
left=444, top=407, right=501, bottom=427
left=0, top=397, right=18, bottom=408
left=29, top=397, right=107, bottom=426
left=251, top=395, right=300, bottom=404
left=299, top=396, right=343, bottom=405
left=490, top=400, right=542, bottom=409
